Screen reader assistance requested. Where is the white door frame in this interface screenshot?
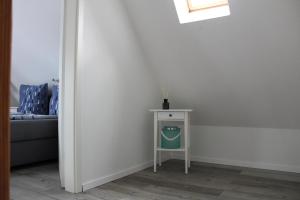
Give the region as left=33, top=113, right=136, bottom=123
left=59, top=0, right=82, bottom=193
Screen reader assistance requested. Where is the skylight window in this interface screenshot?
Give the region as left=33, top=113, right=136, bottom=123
left=173, top=0, right=230, bottom=24
left=187, top=0, right=228, bottom=11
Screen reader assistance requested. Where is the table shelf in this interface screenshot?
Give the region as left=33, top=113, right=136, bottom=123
left=157, top=148, right=185, bottom=152
left=157, top=119, right=184, bottom=122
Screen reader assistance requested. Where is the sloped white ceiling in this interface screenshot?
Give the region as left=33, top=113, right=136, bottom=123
left=122, top=0, right=300, bottom=129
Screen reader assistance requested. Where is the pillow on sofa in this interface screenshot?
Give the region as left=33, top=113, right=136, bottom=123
left=49, top=85, right=59, bottom=115
left=18, top=83, right=49, bottom=115
left=18, top=84, right=30, bottom=106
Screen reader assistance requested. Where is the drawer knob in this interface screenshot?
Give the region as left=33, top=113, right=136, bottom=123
left=169, top=114, right=173, bottom=117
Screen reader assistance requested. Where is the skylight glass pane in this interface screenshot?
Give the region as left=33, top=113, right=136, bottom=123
left=173, top=0, right=230, bottom=24
left=188, top=0, right=229, bottom=11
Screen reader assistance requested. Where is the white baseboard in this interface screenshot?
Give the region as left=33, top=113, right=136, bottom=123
left=82, top=161, right=153, bottom=191
left=172, top=153, right=300, bottom=173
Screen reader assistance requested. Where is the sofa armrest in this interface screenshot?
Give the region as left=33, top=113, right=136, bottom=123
left=10, top=107, right=18, bottom=113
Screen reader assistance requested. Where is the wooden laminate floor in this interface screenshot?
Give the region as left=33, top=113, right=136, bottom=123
left=11, top=160, right=300, bottom=200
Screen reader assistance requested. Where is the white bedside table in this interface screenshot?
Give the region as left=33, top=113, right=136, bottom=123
left=149, top=109, right=192, bottom=174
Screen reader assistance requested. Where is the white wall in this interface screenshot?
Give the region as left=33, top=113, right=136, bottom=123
left=120, top=0, right=300, bottom=173
left=11, top=0, right=61, bottom=106
left=174, top=126, right=300, bottom=173
left=76, top=0, right=160, bottom=191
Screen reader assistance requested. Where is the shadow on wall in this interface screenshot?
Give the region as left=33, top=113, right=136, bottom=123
left=10, top=82, right=19, bottom=106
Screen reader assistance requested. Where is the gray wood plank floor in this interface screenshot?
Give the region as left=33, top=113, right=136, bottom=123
left=11, top=160, right=300, bottom=200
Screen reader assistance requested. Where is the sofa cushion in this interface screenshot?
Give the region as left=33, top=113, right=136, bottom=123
left=10, top=113, right=58, bottom=120
left=49, top=85, right=59, bottom=115
left=18, top=85, right=30, bottom=107
left=18, top=83, right=49, bottom=115
left=11, top=119, right=58, bottom=142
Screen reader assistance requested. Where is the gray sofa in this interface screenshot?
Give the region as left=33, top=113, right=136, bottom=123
left=11, top=119, right=58, bottom=167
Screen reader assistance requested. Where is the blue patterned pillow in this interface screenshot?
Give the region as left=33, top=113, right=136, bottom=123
left=18, top=83, right=49, bottom=114
left=49, top=85, right=59, bottom=115
left=18, top=85, right=30, bottom=109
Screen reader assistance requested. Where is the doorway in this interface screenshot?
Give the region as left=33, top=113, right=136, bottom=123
left=9, top=0, right=63, bottom=199
left=1, top=0, right=81, bottom=198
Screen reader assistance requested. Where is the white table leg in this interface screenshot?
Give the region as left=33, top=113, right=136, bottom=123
left=158, top=121, right=162, bottom=166
left=188, top=114, right=191, bottom=168
left=154, top=112, right=157, bottom=173
left=158, top=149, right=162, bottom=166
left=184, top=112, right=188, bottom=174
left=159, top=152, right=162, bottom=166
left=188, top=147, right=191, bottom=168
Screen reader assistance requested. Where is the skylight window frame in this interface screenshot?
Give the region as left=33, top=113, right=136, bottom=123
left=187, top=0, right=229, bottom=12
left=173, top=0, right=231, bottom=24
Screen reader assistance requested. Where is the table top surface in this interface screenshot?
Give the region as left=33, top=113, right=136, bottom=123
left=149, top=109, right=193, bottom=112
